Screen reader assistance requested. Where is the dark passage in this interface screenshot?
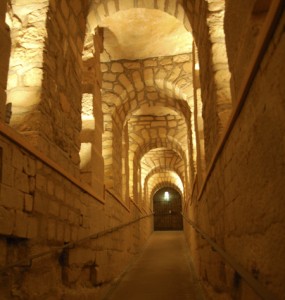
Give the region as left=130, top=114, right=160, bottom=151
left=153, top=187, right=183, bottom=231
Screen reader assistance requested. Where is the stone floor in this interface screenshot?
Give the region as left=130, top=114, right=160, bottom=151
left=103, top=231, right=205, bottom=300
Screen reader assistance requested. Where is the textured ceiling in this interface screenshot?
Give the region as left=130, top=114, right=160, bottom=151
left=101, top=8, right=192, bottom=61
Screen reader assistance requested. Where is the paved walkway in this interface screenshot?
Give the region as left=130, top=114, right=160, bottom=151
left=104, top=231, right=204, bottom=300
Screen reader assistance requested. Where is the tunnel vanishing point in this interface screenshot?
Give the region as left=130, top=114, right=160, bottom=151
left=0, top=0, right=285, bottom=299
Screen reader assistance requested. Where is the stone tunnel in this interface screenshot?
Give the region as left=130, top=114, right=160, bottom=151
left=0, top=0, right=284, bottom=299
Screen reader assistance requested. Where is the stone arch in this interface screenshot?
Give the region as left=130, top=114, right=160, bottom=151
left=152, top=181, right=183, bottom=196
left=144, top=166, right=185, bottom=205
left=100, top=58, right=196, bottom=199
left=89, top=0, right=233, bottom=170
left=131, top=138, right=188, bottom=205
left=103, top=59, right=195, bottom=146
left=141, top=151, right=185, bottom=201
left=137, top=139, right=186, bottom=163
left=101, top=57, right=194, bottom=122
left=150, top=181, right=183, bottom=207
left=147, top=170, right=184, bottom=207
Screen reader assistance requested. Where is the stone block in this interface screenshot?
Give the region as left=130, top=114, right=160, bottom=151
left=33, top=192, right=48, bottom=214
left=27, top=216, right=38, bottom=238
left=13, top=210, right=28, bottom=238
left=67, top=247, right=95, bottom=266
left=48, top=200, right=60, bottom=217
left=23, top=157, right=36, bottom=176
left=12, top=146, right=25, bottom=171
left=132, top=71, right=144, bottom=91
left=56, top=221, right=64, bottom=241
left=102, top=81, right=113, bottom=90
left=29, top=176, right=36, bottom=194
left=1, top=164, right=14, bottom=187
left=103, top=72, right=117, bottom=82
left=59, top=205, right=68, bottom=221
left=36, top=173, right=46, bottom=192
left=71, top=226, right=78, bottom=242
left=0, top=206, right=15, bottom=235
left=64, top=224, right=71, bottom=242
left=95, top=250, right=108, bottom=266
left=54, top=185, right=65, bottom=201
left=111, top=62, right=124, bottom=73
left=47, top=180, right=54, bottom=196
left=14, top=169, right=29, bottom=193
left=144, top=68, right=154, bottom=86
left=47, top=219, right=56, bottom=240
left=0, top=184, right=24, bottom=210
left=24, top=194, right=33, bottom=212
left=123, top=62, right=140, bottom=69
left=63, top=266, right=82, bottom=284
left=118, top=74, right=132, bottom=91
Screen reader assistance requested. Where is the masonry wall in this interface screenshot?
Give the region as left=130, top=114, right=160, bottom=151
left=0, top=130, right=153, bottom=299
left=184, top=9, right=285, bottom=300
left=6, top=1, right=88, bottom=174
left=40, top=0, right=87, bottom=170
left=184, top=0, right=232, bottom=167
left=224, top=0, right=269, bottom=97
left=101, top=55, right=194, bottom=202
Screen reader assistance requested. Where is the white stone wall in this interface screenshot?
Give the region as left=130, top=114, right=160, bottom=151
left=0, top=130, right=152, bottom=299
left=101, top=55, right=194, bottom=204
left=184, top=9, right=285, bottom=300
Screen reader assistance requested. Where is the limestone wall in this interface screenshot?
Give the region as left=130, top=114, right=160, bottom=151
left=0, top=129, right=153, bottom=299
left=101, top=55, right=194, bottom=204
left=224, top=0, right=270, bottom=96
left=184, top=0, right=232, bottom=166
left=6, top=1, right=89, bottom=173
left=184, top=10, right=285, bottom=300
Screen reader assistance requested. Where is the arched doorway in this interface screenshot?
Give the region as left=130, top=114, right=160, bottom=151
left=153, top=187, right=183, bottom=231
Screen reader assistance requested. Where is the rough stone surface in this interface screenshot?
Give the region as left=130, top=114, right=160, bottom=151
left=0, top=1, right=284, bottom=300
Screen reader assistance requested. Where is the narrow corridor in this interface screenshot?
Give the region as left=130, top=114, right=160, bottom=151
left=104, top=231, right=204, bottom=300
left=1, top=1, right=284, bottom=299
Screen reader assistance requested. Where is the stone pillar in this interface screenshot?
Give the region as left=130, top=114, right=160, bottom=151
left=6, top=2, right=48, bottom=131
left=80, top=27, right=104, bottom=198
left=92, top=27, right=104, bottom=198
left=122, top=124, right=129, bottom=203
left=192, top=44, right=206, bottom=188
left=0, top=0, right=11, bottom=122
left=6, top=1, right=88, bottom=174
